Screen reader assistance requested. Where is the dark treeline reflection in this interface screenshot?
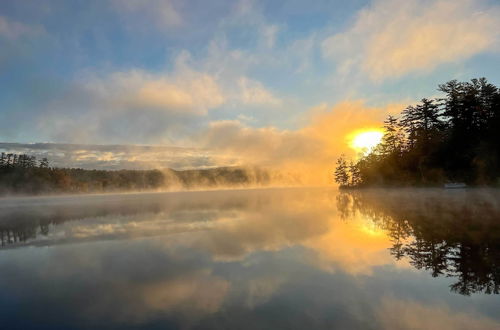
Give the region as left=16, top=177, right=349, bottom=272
left=337, top=189, right=500, bottom=295
left=0, top=196, right=164, bottom=247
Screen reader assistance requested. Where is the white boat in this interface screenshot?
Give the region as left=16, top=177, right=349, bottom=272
left=444, top=182, right=467, bottom=189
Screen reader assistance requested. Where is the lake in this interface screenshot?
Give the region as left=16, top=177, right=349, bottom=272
left=0, top=188, right=499, bottom=329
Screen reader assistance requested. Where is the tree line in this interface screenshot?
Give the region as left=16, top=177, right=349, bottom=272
left=0, top=152, right=49, bottom=169
left=0, top=152, right=274, bottom=195
left=335, top=78, right=500, bottom=187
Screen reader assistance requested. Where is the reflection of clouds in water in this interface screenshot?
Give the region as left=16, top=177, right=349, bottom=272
left=189, top=209, right=332, bottom=261
left=304, top=213, right=398, bottom=275
left=135, top=269, right=230, bottom=321
left=51, top=208, right=404, bottom=275
left=244, top=276, right=286, bottom=308
left=53, top=189, right=398, bottom=274
left=0, top=240, right=230, bottom=327
left=152, top=191, right=406, bottom=275
left=58, top=212, right=217, bottom=240
left=0, top=188, right=405, bottom=275
left=377, top=297, right=499, bottom=330
left=1, top=188, right=499, bottom=328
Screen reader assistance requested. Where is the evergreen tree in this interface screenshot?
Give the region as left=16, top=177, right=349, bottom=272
left=39, top=158, right=49, bottom=168
left=334, top=155, right=350, bottom=187
left=346, top=78, right=500, bottom=186
left=349, top=161, right=361, bottom=186
left=378, top=115, right=404, bottom=156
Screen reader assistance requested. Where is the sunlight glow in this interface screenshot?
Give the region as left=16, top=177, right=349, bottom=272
left=349, top=130, right=383, bottom=155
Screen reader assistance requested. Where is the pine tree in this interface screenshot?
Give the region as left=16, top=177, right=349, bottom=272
left=378, top=115, right=405, bottom=156
left=39, top=158, right=49, bottom=168
left=349, top=161, right=361, bottom=187
left=334, top=155, right=350, bottom=187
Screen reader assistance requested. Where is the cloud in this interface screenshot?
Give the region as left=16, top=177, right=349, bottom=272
left=260, top=24, right=279, bottom=48
left=199, top=120, right=318, bottom=166
left=36, top=59, right=226, bottom=144
left=0, top=16, right=44, bottom=40
left=20, top=97, right=400, bottom=183
left=0, top=142, right=233, bottom=170
left=238, top=77, right=282, bottom=106
left=31, top=43, right=285, bottom=144
left=79, top=66, right=225, bottom=116
left=322, top=0, right=500, bottom=81
left=288, top=35, right=316, bottom=73
left=198, top=100, right=401, bottom=183
left=112, top=0, right=183, bottom=29
left=223, top=0, right=282, bottom=50
left=201, top=39, right=285, bottom=108
left=0, top=0, right=314, bottom=145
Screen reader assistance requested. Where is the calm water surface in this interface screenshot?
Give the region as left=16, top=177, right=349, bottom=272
left=0, top=188, right=499, bottom=329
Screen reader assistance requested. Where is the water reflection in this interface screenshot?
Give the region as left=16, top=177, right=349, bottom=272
left=336, top=189, right=500, bottom=295
left=0, top=190, right=333, bottom=253
left=0, top=188, right=498, bottom=329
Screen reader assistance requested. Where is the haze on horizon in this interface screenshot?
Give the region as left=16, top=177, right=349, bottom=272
left=1, top=0, right=500, bottom=183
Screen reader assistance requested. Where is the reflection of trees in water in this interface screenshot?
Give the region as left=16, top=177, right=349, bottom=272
left=0, top=189, right=292, bottom=248
left=0, top=223, right=47, bottom=246
left=336, top=189, right=500, bottom=295
left=0, top=205, right=141, bottom=247
left=0, top=197, right=176, bottom=247
left=0, top=223, right=37, bottom=246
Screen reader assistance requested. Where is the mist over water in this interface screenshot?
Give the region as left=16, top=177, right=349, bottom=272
left=0, top=188, right=498, bottom=329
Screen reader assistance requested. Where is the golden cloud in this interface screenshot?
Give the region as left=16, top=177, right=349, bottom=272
left=200, top=100, right=401, bottom=184
left=83, top=69, right=225, bottom=115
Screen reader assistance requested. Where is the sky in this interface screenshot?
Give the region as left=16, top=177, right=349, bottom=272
left=1, top=0, right=500, bottom=176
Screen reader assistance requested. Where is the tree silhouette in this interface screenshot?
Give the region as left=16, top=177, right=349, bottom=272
left=334, top=78, right=500, bottom=187
left=334, top=155, right=350, bottom=187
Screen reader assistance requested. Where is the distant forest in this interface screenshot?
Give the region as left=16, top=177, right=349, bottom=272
left=0, top=152, right=273, bottom=195
left=335, top=78, right=500, bottom=187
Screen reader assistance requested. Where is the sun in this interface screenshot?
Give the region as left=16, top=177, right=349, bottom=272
left=349, top=130, right=384, bottom=155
